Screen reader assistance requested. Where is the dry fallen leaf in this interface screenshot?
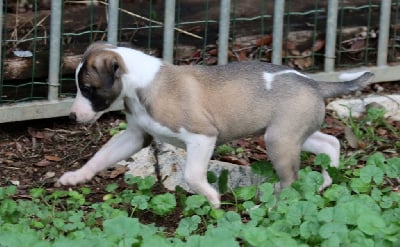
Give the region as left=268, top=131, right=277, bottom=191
left=27, top=127, right=46, bottom=139
left=109, top=165, right=129, bottom=179
left=5, top=151, right=16, bottom=157
left=312, top=39, right=325, bottom=52
left=255, top=34, right=272, bottom=46
left=44, top=155, right=62, bottom=162
left=15, top=141, right=24, bottom=153
left=44, top=171, right=56, bottom=179
left=35, top=159, right=52, bottom=167
left=344, top=127, right=359, bottom=149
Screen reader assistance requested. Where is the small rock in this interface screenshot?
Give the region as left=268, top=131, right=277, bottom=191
left=327, top=94, right=400, bottom=120
left=123, top=143, right=267, bottom=193
left=44, top=171, right=56, bottom=179
left=11, top=180, right=20, bottom=186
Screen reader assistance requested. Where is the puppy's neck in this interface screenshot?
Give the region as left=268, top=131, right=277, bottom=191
left=110, top=47, right=163, bottom=94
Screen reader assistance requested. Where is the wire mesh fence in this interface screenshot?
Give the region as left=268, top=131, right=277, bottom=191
left=0, top=0, right=399, bottom=122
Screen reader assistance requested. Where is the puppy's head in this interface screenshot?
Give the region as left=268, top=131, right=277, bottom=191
left=70, top=42, right=127, bottom=123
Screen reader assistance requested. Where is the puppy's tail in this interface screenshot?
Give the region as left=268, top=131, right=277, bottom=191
left=317, top=71, right=374, bottom=98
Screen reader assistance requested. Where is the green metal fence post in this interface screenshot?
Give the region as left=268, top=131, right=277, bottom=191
left=324, top=0, right=338, bottom=72
left=0, top=0, right=3, bottom=70
left=377, top=0, right=392, bottom=66
left=163, top=0, right=176, bottom=63
left=218, top=0, right=231, bottom=65
left=272, top=0, right=285, bottom=65
left=107, top=0, right=119, bottom=45
left=48, top=0, right=62, bottom=101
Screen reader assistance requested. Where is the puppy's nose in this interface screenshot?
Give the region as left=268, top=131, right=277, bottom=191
left=69, top=112, right=77, bottom=121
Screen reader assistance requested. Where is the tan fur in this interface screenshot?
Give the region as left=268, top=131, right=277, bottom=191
left=136, top=64, right=323, bottom=145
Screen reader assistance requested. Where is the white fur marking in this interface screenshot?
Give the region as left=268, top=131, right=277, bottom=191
left=109, top=47, right=162, bottom=91
left=302, top=131, right=341, bottom=190
left=338, top=71, right=368, bottom=81
left=59, top=128, right=146, bottom=185
left=263, top=70, right=309, bottom=90
left=75, top=62, right=83, bottom=82
left=184, top=134, right=220, bottom=207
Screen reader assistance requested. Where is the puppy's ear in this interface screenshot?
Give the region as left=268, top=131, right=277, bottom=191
left=110, top=58, right=122, bottom=79
left=99, top=55, right=125, bottom=89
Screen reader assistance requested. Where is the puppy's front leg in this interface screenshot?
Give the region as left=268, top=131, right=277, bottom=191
left=183, top=135, right=220, bottom=208
left=59, top=127, right=151, bottom=185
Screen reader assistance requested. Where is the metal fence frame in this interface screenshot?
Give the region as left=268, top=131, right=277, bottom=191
left=0, top=0, right=399, bottom=123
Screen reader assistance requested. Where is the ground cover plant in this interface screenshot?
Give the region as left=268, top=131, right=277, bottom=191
left=0, top=107, right=399, bottom=247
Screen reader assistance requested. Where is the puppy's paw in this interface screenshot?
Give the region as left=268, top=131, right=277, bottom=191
left=208, top=194, right=222, bottom=209
left=58, top=169, right=94, bottom=186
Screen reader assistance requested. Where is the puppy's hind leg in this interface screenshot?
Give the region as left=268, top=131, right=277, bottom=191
left=184, top=135, right=220, bottom=208
left=264, top=127, right=303, bottom=192
left=302, top=131, right=340, bottom=191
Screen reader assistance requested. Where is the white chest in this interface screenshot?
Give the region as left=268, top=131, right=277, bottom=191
left=126, top=100, right=185, bottom=148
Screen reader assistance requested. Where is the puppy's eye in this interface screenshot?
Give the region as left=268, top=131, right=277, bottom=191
left=80, top=85, right=93, bottom=98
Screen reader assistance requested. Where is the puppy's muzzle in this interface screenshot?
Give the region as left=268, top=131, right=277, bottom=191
left=69, top=112, right=77, bottom=122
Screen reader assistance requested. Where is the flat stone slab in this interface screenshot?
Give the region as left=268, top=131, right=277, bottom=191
left=119, top=143, right=266, bottom=193
left=327, top=94, right=400, bottom=120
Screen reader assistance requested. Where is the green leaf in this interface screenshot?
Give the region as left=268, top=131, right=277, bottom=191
left=323, top=184, right=350, bottom=202
left=297, top=169, right=323, bottom=193
left=314, top=153, right=331, bottom=169
left=259, top=183, right=277, bottom=208
left=185, top=195, right=208, bottom=210
left=67, top=190, right=85, bottom=205
left=357, top=214, right=386, bottom=235
left=383, top=157, right=400, bottom=178
left=242, top=227, right=269, bottom=246
left=251, top=160, right=275, bottom=177
left=149, top=193, right=176, bottom=216
left=124, top=175, right=155, bottom=190
left=141, top=234, right=171, bottom=247
left=210, top=208, right=225, bottom=220
left=379, top=195, right=395, bottom=209
left=183, top=194, right=211, bottom=216
left=318, top=207, right=334, bottom=223
left=175, top=215, right=201, bottom=237
left=118, top=121, right=127, bottom=130
left=286, top=201, right=318, bottom=226
left=109, top=127, right=119, bottom=136
left=131, top=194, right=150, bottom=210
left=215, top=144, right=235, bottom=155
left=207, top=171, right=218, bottom=184
left=249, top=207, right=266, bottom=223
left=105, top=183, right=119, bottom=193
left=321, top=235, right=341, bottom=247
left=218, top=169, right=229, bottom=194
left=366, top=152, right=386, bottom=166
left=360, top=165, right=384, bottom=185
left=103, top=215, right=140, bottom=238
left=30, top=188, right=45, bottom=198
left=233, top=185, right=257, bottom=201
left=348, top=229, right=374, bottom=247
left=138, top=176, right=156, bottom=191
left=319, top=222, right=348, bottom=239
left=300, top=220, right=320, bottom=239
left=350, top=178, right=371, bottom=194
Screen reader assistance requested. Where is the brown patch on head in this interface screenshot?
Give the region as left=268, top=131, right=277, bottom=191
left=77, top=42, right=127, bottom=112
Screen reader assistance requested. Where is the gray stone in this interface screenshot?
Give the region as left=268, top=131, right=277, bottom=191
left=327, top=94, right=400, bottom=120
left=121, top=143, right=266, bottom=193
